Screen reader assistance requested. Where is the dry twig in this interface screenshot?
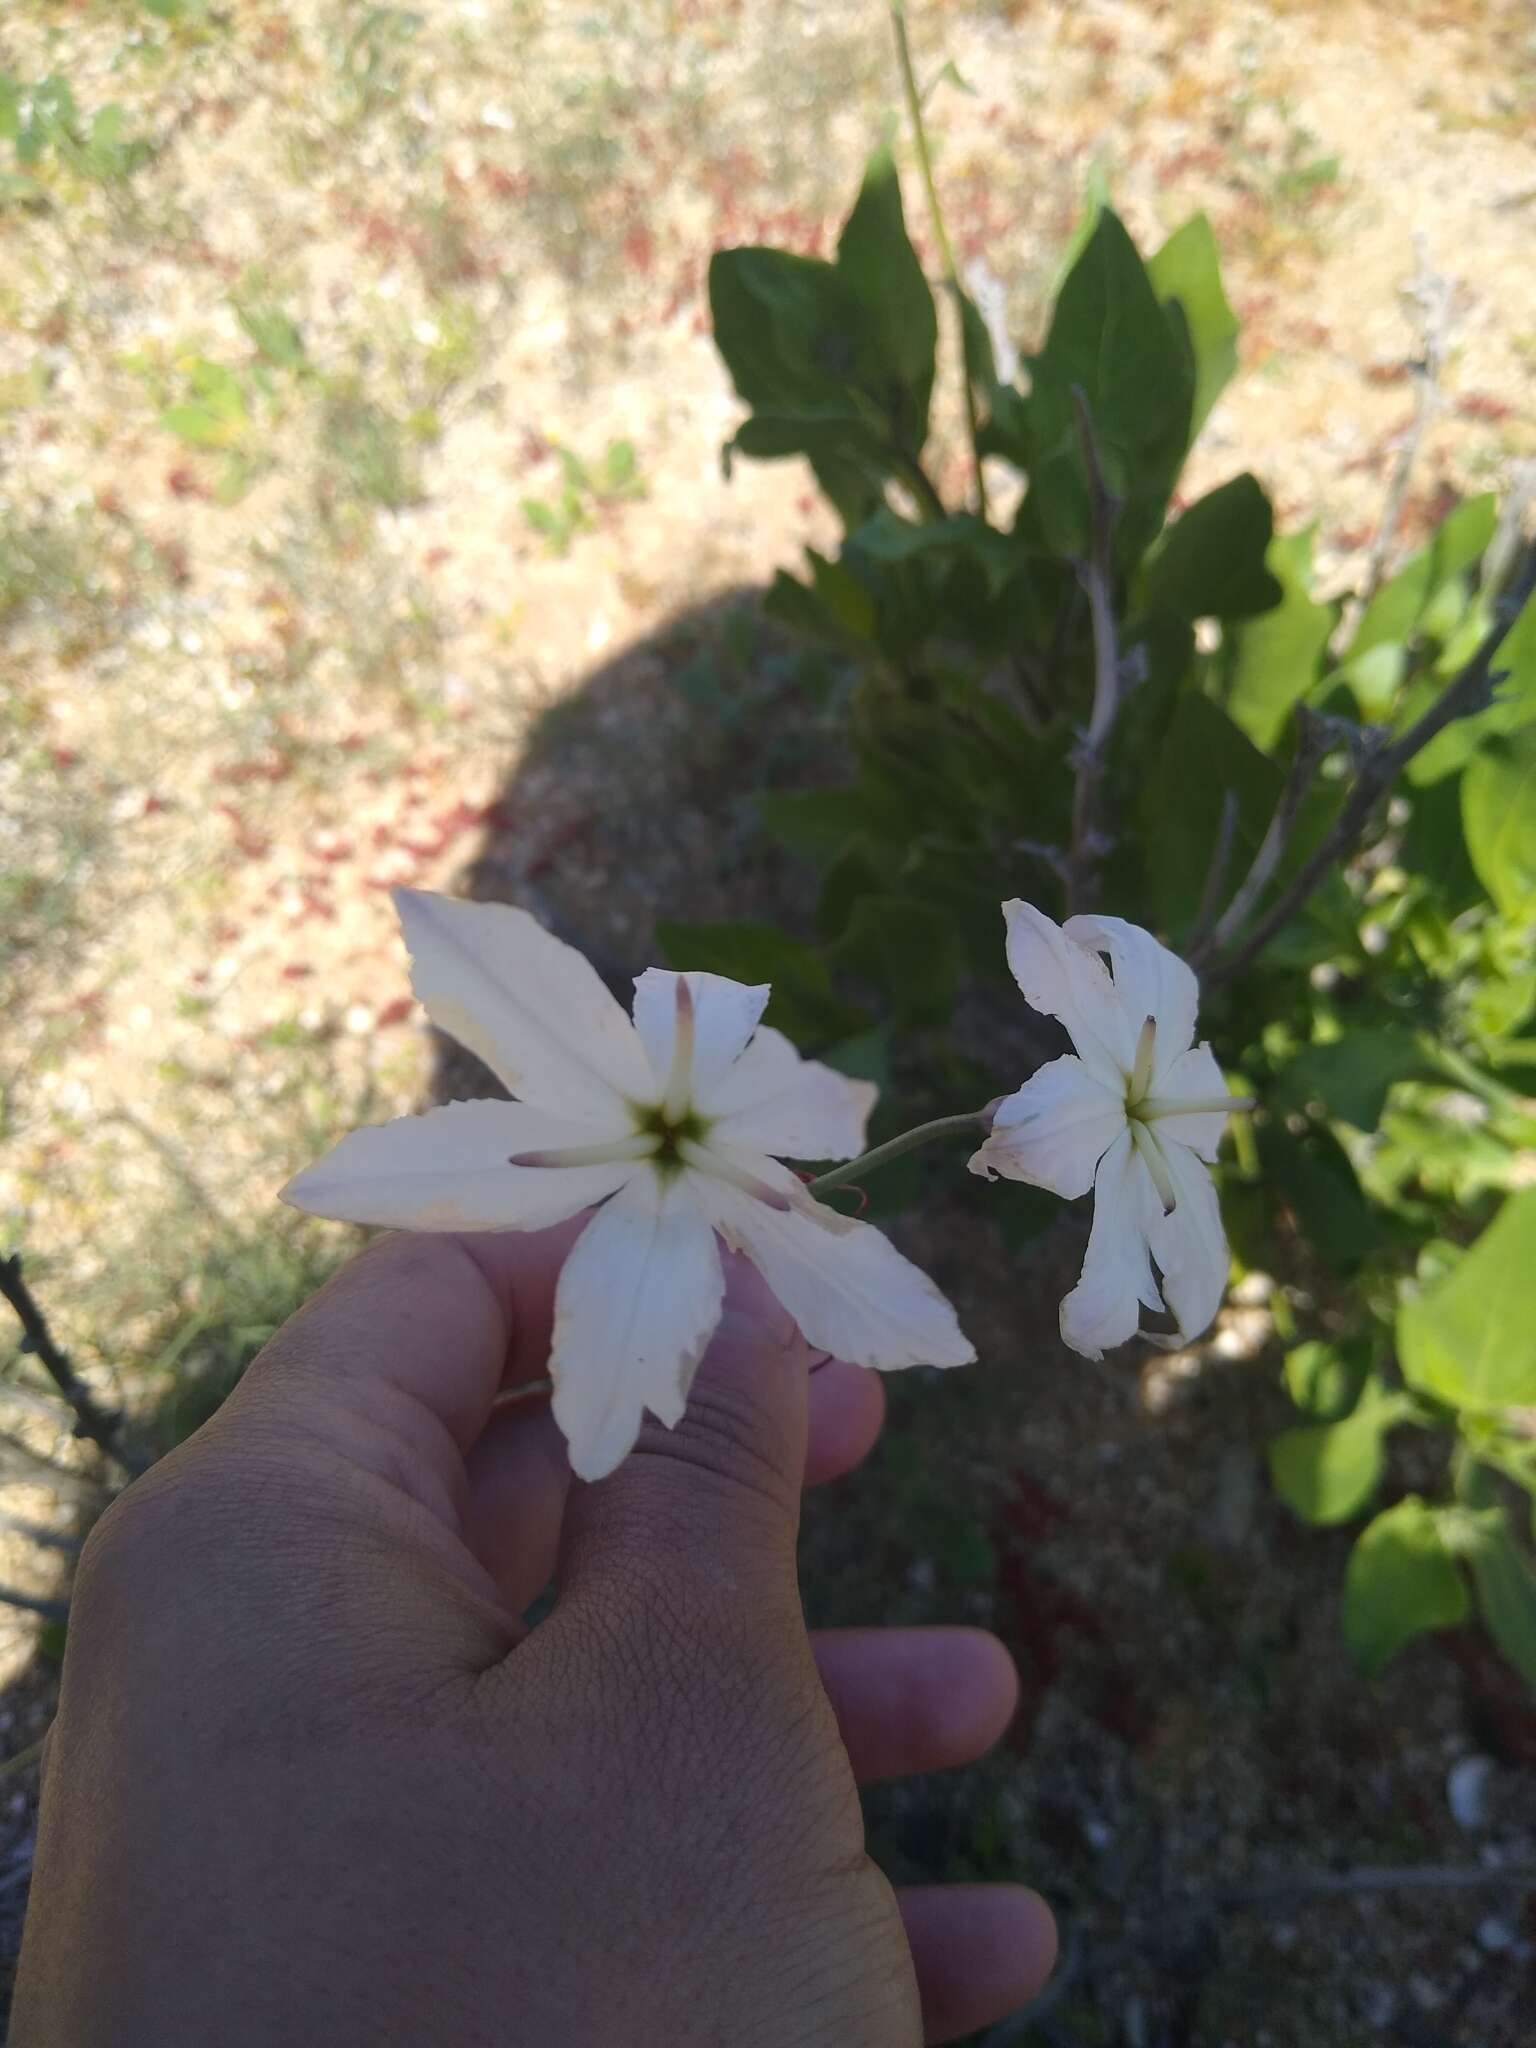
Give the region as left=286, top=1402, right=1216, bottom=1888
left=0, top=1253, right=145, bottom=1478
left=1205, top=541, right=1536, bottom=987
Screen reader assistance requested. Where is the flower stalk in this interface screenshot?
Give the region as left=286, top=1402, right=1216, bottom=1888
left=807, top=1111, right=991, bottom=1198
left=889, top=0, right=989, bottom=522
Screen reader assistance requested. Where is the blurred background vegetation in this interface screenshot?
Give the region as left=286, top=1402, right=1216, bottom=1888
left=2, top=0, right=1535, bottom=2040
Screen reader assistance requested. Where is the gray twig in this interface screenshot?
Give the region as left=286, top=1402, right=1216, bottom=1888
left=1482, top=460, right=1536, bottom=599
left=0, top=1736, right=46, bottom=1783
left=0, top=1253, right=146, bottom=1478
left=1065, top=388, right=1125, bottom=915
left=1183, top=789, right=1241, bottom=958
left=0, top=1512, right=79, bottom=1555
left=1194, top=709, right=1336, bottom=966
left=0, top=1586, right=68, bottom=1625
left=1337, top=237, right=1455, bottom=655
left=1206, top=541, right=1536, bottom=987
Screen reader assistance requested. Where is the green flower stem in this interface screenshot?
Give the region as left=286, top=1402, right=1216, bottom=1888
left=807, top=1112, right=988, bottom=1198
left=889, top=1, right=989, bottom=522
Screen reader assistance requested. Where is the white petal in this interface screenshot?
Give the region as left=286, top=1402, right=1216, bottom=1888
left=703, top=1177, right=975, bottom=1372
left=702, top=1025, right=876, bottom=1161
left=279, top=1100, right=641, bottom=1231
left=1001, top=899, right=1128, bottom=1086
left=631, top=969, right=770, bottom=1104
left=1147, top=1136, right=1230, bottom=1346
left=1059, top=1128, right=1165, bottom=1360
left=968, top=1054, right=1126, bottom=1199
left=1145, top=1042, right=1232, bottom=1161
left=1063, top=913, right=1199, bottom=1075
left=395, top=889, right=653, bottom=1121
left=550, top=1167, right=725, bottom=1481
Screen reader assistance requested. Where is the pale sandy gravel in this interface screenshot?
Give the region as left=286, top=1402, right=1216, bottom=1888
left=0, top=0, right=1530, bottom=1702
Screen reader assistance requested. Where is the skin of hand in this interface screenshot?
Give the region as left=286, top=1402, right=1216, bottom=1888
left=12, top=1222, right=1056, bottom=2047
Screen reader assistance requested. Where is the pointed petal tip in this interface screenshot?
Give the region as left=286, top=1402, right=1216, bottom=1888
left=389, top=882, right=432, bottom=922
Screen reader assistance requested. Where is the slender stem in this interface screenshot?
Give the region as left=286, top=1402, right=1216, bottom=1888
left=498, top=1377, right=553, bottom=1407
left=1197, top=709, right=1331, bottom=965
left=1064, top=387, right=1123, bottom=915
left=894, top=449, right=947, bottom=522
left=1206, top=540, right=1536, bottom=988
left=807, top=1112, right=988, bottom=1198
left=0, top=1736, right=46, bottom=1782
left=0, top=1585, right=69, bottom=1624
left=0, top=1253, right=146, bottom=1478
left=889, top=2, right=988, bottom=521
left=1183, top=788, right=1241, bottom=957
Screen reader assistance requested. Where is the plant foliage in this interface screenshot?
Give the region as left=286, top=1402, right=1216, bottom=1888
left=679, top=148, right=1536, bottom=1689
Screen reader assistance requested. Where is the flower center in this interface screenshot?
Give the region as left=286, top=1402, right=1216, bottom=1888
left=1125, top=1012, right=1252, bottom=1126
left=633, top=1100, right=709, bottom=1169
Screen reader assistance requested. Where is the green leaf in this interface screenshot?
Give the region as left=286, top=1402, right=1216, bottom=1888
left=1277, top=1028, right=1429, bottom=1131
left=1051, top=158, right=1114, bottom=290
left=756, top=788, right=865, bottom=866
left=1016, top=209, right=1195, bottom=563
left=1222, top=525, right=1335, bottom=752
left=834, top=895, right=964, bottom=1029
left=818, top=1027, right=889, bottom=1091
left=1283, top=1339, right=1370, bottom=1421
left=1270, top=1384, right=1403, bottom=1526
left=1463, top=722, right=1536, bottom=918
left=762, top=550, right=876, bottom=646
left=1399, top=771, right=1483, bottom=913
left=815, top=841, right=886, bottom=940
left=1398, top=1188, right=1536, bottom=1410
left=1340, top=494, right=1501, bottom=721
left=656, top=919, right=869, bottom=1048
left=1146, top=212, right=1239, bottom=440
left=1259, top=1124, right=1381, bottom=1275
left=710, top=152, right=937, bottom=512
left=159, top=403, right=237, bottom=448
left=1138, top=473, right=1282, bottom=622
left=1143, top=693, right=1283, bottom=933
left=1344, top=1497, right=1469, bottom=1674
left=1351, top=495, right=1499, bottom=665
left=237, top=302, right=307, bottom=371
left=710, top=246, right=865, bottom=414
left=1410, top=582, right=1536, bottom=785
left=1468, top=1514, right=1536, bottom=1691
left=834, top=146, right=937, bottom=449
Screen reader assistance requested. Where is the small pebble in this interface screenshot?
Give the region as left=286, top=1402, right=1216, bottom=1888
left=1360, top=1982, right=1397, bottom=2029
left=1409, top=1972, right=1444, bottom=2012
left=1448, top=1753, right=1493, bottom=1828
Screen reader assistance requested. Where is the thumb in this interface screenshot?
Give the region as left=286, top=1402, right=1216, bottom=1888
left=555, top=1251, right=812, bottom=1621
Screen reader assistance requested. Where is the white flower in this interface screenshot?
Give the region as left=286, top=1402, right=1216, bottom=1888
left=282, top=890, right=974, bottom=1478
left=970, top=901, right=1243, bottom=1360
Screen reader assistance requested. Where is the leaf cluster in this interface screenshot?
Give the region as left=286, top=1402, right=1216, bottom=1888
left=678, top=149, right=1536, bottom=1689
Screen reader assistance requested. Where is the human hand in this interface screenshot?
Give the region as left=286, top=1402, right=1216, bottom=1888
left=13, top=1224, right=1055, bottom=2045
